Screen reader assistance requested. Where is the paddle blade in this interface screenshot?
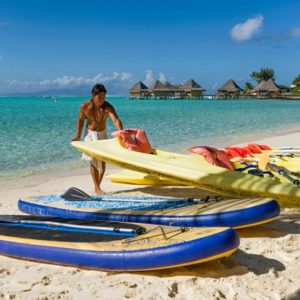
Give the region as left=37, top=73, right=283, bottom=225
left=61, top=187, right=92, bottom=201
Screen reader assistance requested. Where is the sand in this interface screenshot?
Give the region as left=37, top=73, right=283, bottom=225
left=0, top=132, right=300, bottom=299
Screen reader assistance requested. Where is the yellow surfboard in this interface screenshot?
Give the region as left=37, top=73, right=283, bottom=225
left=107, top=169, right=182, bottom=186
left=108, top=156, right=300, bottom=186
left=72, top=138, right=300, bottom=207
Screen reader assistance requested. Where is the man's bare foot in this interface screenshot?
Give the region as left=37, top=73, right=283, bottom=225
left=94, top=187, right=106, bottom=195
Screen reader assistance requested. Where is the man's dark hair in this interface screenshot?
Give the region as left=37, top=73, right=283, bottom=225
left=91, top=83, right=107, bottom=95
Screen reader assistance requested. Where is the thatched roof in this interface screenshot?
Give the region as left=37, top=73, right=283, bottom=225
left=163, top=81, right=179, bottom=91
left=217, top=79, right=243, bottom=92
left=148, top=80, right=168, bottom=91
left=164, top=81, right=175, bottom=89
left=174, top=84, right=183, bottom=89
left=253, top=80, right=266, bottom=91
left=254, top=79, right=280, bottom=92
left=182, top=79, right=205, bottom=91
left=129, top=81, right=148, bottom=92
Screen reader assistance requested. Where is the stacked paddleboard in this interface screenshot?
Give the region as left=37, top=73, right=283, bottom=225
left=13, top=186, right=280, bottom=270
left=72, top=138, right=300, bottom=207
left=4, top=182, right=280, bottom=270
left=108, top=144, right=300, bottom=188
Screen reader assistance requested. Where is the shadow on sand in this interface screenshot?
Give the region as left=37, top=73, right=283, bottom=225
left=285, top=288, right=300, bottom=300
left=106, top=249, right=285, bottom=278
left=238, top=212, right=300, bottom=238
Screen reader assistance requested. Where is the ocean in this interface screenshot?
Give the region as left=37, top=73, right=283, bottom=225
left=1, top=96, right=300, bottom=180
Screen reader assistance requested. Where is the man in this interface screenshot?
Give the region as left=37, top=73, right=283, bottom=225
left=72, top=84, right=123, bottom=194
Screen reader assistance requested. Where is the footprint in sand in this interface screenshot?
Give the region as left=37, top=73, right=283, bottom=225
left=0, top=268, right=11, bottom=276
left=41, top=275, right=52, bottom=286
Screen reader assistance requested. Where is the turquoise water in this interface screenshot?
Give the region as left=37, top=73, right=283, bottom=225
left=1, top=96, right=300, bottom=180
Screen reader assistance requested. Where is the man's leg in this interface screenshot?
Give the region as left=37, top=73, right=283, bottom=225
left=90, top=164, right=103, bottom=194
left=97, top=161, right=106, bottom=187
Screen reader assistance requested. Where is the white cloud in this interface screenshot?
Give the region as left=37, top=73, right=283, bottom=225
left=144, top=70, right=167, bottom=85
left=290, top=28, right=300, bottom=37
left=120, top=72, right=131, bottom=81
left=3, top=72, right=133, bottom=94
left=159, top=72, right=166, bottom=82
left=230, top=15, right=264, bottom=43
left=144, top=69, right=154, bottom=85
left=46, top=72, right=130, bottom=88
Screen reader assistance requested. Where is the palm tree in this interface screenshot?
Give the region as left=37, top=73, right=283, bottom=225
left=244, top=82, right=253, bottom=95
left=292, top=75, right=300, bottom=87
left=250, top=68, right=275, bottom=83
left=291, top=75, right=300, bottom=95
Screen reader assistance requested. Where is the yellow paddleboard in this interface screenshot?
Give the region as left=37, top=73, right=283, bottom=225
left=107, top=169, right=181, bottom=186
left=108, top=155, right=300, bottom=186
left=72, top=138, right=300, bottom=207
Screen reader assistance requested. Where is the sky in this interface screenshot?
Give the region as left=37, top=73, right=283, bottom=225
left=0, top=0, right=300, bottom=95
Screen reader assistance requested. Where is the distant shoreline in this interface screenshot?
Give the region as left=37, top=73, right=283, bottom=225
left=1, top=95, right=300, bottom=100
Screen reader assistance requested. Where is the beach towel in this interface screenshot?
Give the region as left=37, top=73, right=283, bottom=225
left=82, top=129, right=108, bottom=171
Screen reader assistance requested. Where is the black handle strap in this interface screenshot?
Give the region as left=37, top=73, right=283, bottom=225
left=268, top=163, right=300, bottom=186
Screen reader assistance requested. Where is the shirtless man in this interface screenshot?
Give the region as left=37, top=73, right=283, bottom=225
left=72, top=84, right=123, bottom=194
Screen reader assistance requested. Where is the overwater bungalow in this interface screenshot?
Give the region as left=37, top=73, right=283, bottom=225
left=216, top=79, right=243, bottom=99
left=163, top=81, right=183, bottom=99
left=181, top=79, right=205, bottom=99
left=253, top=78, right=282, bottom=98
left=164, top=81, right=176, bottom=90
left=128, top=81, right=149, bottom=99
left=128, top=78, right=205, bottom=99
left=148, top=80, right=171, bottom=99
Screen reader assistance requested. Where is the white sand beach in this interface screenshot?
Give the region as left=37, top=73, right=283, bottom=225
left=0, top=132, right=300, bottom=300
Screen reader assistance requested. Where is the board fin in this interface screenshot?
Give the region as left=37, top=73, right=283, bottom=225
left=61, top=187, right=92, bottom=201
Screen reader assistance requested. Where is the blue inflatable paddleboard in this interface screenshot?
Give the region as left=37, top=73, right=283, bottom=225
left=18, top=189, right=280, bottom=228
left=0, top=215, right=239, bottom=271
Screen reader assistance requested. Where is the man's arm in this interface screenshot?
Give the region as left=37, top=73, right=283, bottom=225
left=72, top=104, right=86, bottom=141
left=109, top=106, right=123, bottom=130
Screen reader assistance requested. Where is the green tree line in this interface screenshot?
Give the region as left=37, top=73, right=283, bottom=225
left=243, top=67, right=300, bottom=95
